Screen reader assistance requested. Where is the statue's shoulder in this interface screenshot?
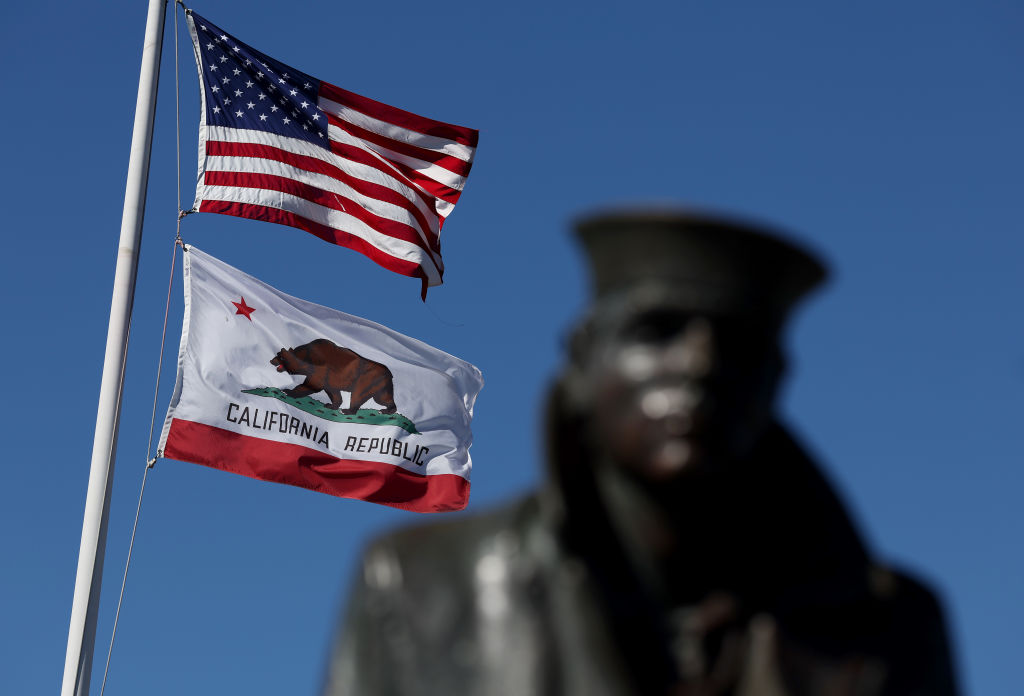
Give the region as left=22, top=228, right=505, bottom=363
left=867, top=563, right=950, bottom=622
left=864, top=564, right=960, bottom=694
left=356, top=494, right=542, bottom=592
left=381, top=494, right=538, bottom=549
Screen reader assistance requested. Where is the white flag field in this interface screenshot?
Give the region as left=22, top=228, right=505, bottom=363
left=158, top=246, right=483, bottom=512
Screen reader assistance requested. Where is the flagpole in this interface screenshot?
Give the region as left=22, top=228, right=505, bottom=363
left=61, top=1, right=168, bottom=694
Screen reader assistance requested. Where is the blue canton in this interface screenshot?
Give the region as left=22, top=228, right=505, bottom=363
left=191, top=12, right=328, bottom=148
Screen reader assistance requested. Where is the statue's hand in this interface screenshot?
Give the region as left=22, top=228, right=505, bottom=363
left=735, top=615, right=886, bottom=696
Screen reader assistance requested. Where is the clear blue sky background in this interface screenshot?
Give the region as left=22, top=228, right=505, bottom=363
left=1, top=1, right=1020, bottom=694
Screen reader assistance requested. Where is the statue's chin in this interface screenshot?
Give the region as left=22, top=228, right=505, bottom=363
left=638, top=438, right=709, bottom=481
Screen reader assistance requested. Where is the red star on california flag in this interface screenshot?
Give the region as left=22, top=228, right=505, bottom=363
left=232, top=296, right=255, bottom=321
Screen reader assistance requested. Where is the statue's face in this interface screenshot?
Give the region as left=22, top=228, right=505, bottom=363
left=584, top=305, right=783, bottom=482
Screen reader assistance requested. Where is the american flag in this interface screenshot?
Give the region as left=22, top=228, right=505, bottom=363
left=186, top=11, right=478, bottom=297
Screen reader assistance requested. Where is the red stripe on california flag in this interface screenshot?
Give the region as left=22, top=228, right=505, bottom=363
left=204, top=170, right=430, bottom=249
left=319, top=82, right=479, bottom=147
left=163, top=419, right=469, bottom=512
left=205, top=139, right=440, bottom=248
left=197, top=200, right=437, bottom=282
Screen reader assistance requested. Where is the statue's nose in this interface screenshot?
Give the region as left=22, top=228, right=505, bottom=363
left=662, top=316, right=718, bottom=380
left=635, top=318, right=719, bottom=430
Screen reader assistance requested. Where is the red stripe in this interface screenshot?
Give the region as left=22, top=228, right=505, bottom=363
left=162, top=419, right=469, bottom=512
left=206, top=140, right=440, bottom=250
left=326, top=127, right=464, bottom=208
left=326, top=139, right=442, bottom=229
left=385, top=158, right=465, bottom=208
left=198, top=200, right=442, bottom=282
left=320, top=81, right=479, bottom=147
left=205, top=170, right=429, bottom=250
left=327, top=117, right=468, bottom=208
left=328, top=114, right=473, bottom=178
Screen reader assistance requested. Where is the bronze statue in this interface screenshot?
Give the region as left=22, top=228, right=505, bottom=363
left=322, top=210, right=959, bottom=695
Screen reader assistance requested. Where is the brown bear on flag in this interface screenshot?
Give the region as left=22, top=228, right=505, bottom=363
left=271, top=339, right=398, bottom=415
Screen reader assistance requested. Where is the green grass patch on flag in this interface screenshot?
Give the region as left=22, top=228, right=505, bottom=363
left=242, top=387, right=420, bottom=434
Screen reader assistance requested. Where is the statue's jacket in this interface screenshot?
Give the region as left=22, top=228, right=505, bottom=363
left=322, top=423, right=958, bottom=696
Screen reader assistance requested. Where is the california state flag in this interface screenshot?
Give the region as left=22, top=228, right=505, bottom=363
left=158, top=246, right=483, bottom=512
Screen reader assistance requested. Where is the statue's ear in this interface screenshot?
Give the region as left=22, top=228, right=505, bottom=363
left=566, top=314, right=597, bottom=369
left=763, top=343, right=787, bottom=405
left=543, top=377, right=591, bottom=479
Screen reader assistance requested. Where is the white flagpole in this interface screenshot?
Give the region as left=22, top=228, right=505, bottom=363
left=61, top=0, right=168, bottom=694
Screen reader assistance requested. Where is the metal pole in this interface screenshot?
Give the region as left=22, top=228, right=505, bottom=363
left=61, top=1, right=168, bottom=694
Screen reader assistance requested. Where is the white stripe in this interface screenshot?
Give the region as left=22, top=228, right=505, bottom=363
left=187, top=14, right=211, bottom=212
left=329, top=124, right=468, bottom=193
left=203, top=184, right=442, bottom=285
left=205, top=126, right=440, bottom=237
left=206, top=154, right=430, bottom=238
left=319, top=95, right=475, bottom=163
left=206, top=152, right=443, bottom=269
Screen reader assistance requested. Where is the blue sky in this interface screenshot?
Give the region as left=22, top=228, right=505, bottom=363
left=1, top=1, right=1021, bottom=694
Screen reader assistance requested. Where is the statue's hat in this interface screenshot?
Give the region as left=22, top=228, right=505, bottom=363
left=575, top=208, right=827, bottom=326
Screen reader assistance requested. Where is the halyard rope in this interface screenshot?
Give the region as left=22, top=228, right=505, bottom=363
left=98, top=1, right=186, bottom=692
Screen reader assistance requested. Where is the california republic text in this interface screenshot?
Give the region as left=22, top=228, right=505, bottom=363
left=226, top=402, right=329, bottom=447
